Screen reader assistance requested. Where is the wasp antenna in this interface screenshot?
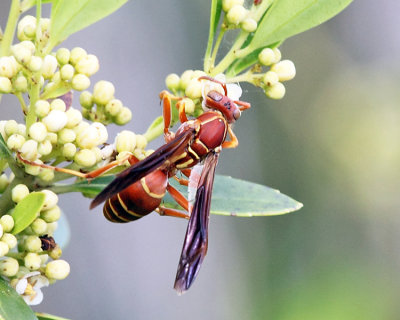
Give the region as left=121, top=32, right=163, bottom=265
left=198, top=76, right=228, bottom=96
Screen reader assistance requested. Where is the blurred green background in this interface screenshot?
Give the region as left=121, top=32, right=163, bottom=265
left=2, top=1, right=400, bottom=319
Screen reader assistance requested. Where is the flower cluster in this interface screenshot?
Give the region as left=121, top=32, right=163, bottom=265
left=0, top=187, right=69, bottom=305
left=0, top=13, right=145, bottom=305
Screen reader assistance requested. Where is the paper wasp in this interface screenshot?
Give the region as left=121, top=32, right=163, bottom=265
left=18, top=76, right=250, bottom=293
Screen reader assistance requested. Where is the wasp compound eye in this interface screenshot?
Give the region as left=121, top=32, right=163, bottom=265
left=233, top=108, right=241, bottom=120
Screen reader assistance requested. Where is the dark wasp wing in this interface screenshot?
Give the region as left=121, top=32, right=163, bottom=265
left=174, top=151, right=219, bottom=294
left=90, top=129, right=195, bottom=209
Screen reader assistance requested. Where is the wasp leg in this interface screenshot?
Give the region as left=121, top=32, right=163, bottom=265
left=156, top=207, right=189, bottom=219
left=221, top=126, right=238, bottom=149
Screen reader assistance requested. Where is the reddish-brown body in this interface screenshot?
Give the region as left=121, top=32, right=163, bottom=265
left=103, top=169, right=168, bottom=222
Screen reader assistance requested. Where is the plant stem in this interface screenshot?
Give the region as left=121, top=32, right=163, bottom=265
left=208, top=27, right=226, bottom=72
left=0, top=0, right=21, bottom=57
left=211, top=31, right=249, bottom=76
left=15, top=92, right=28, bottom=114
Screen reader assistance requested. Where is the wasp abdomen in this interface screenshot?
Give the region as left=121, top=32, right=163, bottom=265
left=103, top=170, right=168, bottom=223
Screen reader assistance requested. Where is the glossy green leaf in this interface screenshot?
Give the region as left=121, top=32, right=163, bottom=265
left=48, top=0, right=127, bottom=49
left=0, top=278, right=38, bottom=320
left=12, top=192, right=45, bottom=235
left=57, top=174, right=301, bottom=216
left=36, top=312, right=70, bottom=320
left=244, top=0, right=353, bottom=54
left=166, top=175, right=302, bottom=217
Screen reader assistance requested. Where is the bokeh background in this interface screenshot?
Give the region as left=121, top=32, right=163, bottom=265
left=2, top=0, right=400, bottom=319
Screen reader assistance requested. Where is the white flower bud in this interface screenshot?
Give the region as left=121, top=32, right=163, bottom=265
left=39, top=18, right=50, bottom=33
left=222, top=0, right=244, bottom=12
left=69, top=47, right=87, bottom=65
left=227, top=5, right=247, bottom=25
left=41, top=205, right=61, bottom=223
left=17, top=123, right=26, bottom=137
left=116, top=130, right=136, bottom=153
left=105, top=99, right=122, bottom=116
left=93, top=80, right=115, bottom=105
left=42, top=55, right=58, bottom=79
left=270, top=60, right=296, bottom=82
left=11, top=184, right=30, bottom=203
left=0, top=215, right=14, bottom=233
left=29, top=122, right=47, bottom=142
left=182, top=98, right=196, bottom=114
left=0, top=56, right=18, bottom=78
left=116, top=151, right=133, bottom=165
left=24, top=159, right=43, bottom=176
left=0, top=77, right=12, bottom=93
left=62, top=142, right=76, bottom=159
left=265, top=82, right=286, bottom=100
left=92, top=122, right=108, bottom=145
left=91, top=147, right=102, bottom=163
left=0, top=257, right=19, bottom=277
left=0, top=241, right=9, bottom=257
left=19, top=41, right=35, bottom=54
left=13, top=75, right=28, bottom=92
left=49, top=246, right=62, bottom=260
left=65, top=107, right=83, bottom=128
left=185, top=78, right=203, bottom=99
left=272, top=48, right=282, bottom=63
left=71, top=74, right=90, bottom=91
left=42, top=110, right=68, bottom=132
left=74, top=149, right=96, bottom=167
left=135, top=134, right=148, bottom=150
left=5, top=120, right=18, bottom=136
left=34, top=100, right=50, bottom=118
left=46, top=222, right=58, bottom=235
left=7, top=134, right=26, bottom=150
left=45, top=260, right=70, bottom=280
left=27, top=56, right=43, bottom=72
left=41, top=190, right=58, bottom=210
left=38, top=168, right=54, bottom=182
left=165, top=73, right=180, bottom=91
left=31, top=218, right=47, bottom=235
left=263, top=71, right=279, bottom=87
left=76, top=125, right=99, bottom=149
left=17, top=15, right=37, bottom=41
left=58, top=128, right=76, bottom=144
left=258, top=48, right=276, bottom=66
left=74, top=54, right=99, bottom=76
left=46, top=132, right=58, bottom=145
left=1, top=233, right=17, bottom=249
left=179, top=70, right=194, bottom=89
left=56, top=48, right=70, bottom=65
left=60, top=64, right=75, bottom=81
left=241, top=18, right=257, bottom=33
left=0, top=224, right=3, bottom=239
left=79, top=91, right=93, bottom=109
left=72, top=121, right=90, bottom=136
left=50, top=99, right=66, bottom=112
left=38, top=140, right=52, bottom=156
left=20, top=139, right=38, bottom=160
left=24, top=252, right=41, bottom=270
left=24, top=235, right=42, bottom=252
left=114, top=107, right=132, bottom=125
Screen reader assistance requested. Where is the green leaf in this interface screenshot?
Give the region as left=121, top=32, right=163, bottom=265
left=48, top=0, right=128, bottom=49
left=0, top=134, right=12, bottom=159
left=11, top=192, right=45, bottom=235
left=0, top=278, right=38, bottom=320
left=243, top=0, right=353, bottom=54
left=36, top=312, right=70, bottom=320
left=165, top=175, right=303, bottom=217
